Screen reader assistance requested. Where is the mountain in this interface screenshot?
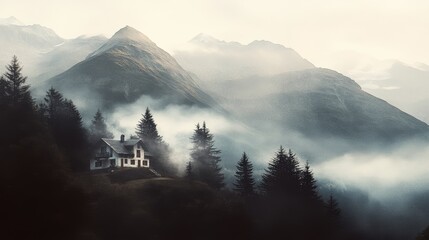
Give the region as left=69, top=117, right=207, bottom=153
left=352, top=61, right=429, bottom=123
left=174, top=34, right=314, bottom=81
left=32, top=35, right=107, bottom=82
left=0, top=21, right=63, bottom=76
left=0, top=18, right=106, bottom=84
left=323, top=51, right=429, bottom=123
left=43, top=26, right=219, bottom=113
left=204, top=68, right=429, bottom=142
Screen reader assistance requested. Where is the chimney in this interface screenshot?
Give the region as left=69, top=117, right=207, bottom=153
left=120, top=134, right=125, bottom=142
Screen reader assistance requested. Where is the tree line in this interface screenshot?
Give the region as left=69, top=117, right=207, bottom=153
left=181, top=120, right=342, bottom=239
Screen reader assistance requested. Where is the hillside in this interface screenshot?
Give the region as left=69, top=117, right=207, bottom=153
left=205, top=68, right=429, bottom=141
left=43, top=26, right=219, bottom=112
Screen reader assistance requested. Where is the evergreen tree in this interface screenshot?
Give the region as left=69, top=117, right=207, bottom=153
left=233, top=152, right=255, bottom=197
left=185, top=161, right=193, bottom=180
left=258, top=147, right=333, bottom=239
left=326, top=194, right=341, bottom=218
left=324, top=193, right=342, bottom=237
left=190, top=122, right=224, bottom=189
left=136, top=107, right=162, bottom=144
left=135, top=107, right=175, bottom=175
left=39, top=87, right=63, bottom=122
left=0, top=76, right=8, bottom=102
left=89, top=109, right=114, bottom=145
left=2, top=56, right=31, bottom=106
left=300, top=161, right=320, bottom=201
left=0, top=58, right=88, bottom=239
left=0, top=56, right=35, bottom=146
left=260, top=146, right=301, bottom=196
left=39, top=87, right=89, bottom=172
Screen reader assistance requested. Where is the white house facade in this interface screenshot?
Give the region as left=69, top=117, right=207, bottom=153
left=90, top=135, right=151, bottom=170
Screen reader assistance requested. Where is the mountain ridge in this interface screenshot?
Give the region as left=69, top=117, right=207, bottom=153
left=43, top=26, right=220, bottom=115
left=203, top=67, right=429, bottom=142
left=175, top=34, right=315, bottom=81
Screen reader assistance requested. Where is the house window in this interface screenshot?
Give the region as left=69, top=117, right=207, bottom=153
left=95, top=161, right=102, bottom=167
left=131, top=160, right=135, bottom=165
left=136, top=150, right=141, bottom=158
left=124, top=158, right=127, bottom=164
left=142, top=160, right=148, bottom=166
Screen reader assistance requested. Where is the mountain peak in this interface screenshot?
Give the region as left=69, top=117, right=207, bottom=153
left=87, top=26, right=155, bottom=59
left=190, top=33, right=222, bottom=44
left=111, top=25, right=152, bottom=43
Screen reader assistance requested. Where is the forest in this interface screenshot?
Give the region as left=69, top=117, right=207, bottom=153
left=1, top=56, right=429, bottom=240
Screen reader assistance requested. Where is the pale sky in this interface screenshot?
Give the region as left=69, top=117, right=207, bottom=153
left=2, top=0, right=429, bottom=67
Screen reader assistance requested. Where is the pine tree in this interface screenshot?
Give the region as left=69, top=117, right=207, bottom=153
left=0, top=56, right=33, bottom=109
left=190, top=122, right=224, bottom=189
left=39, top=87, right=64, bottom=123
left=0, top=76, right=8, bottom=102
left=136, top=107, right=162, bottom=144
left=89, top=109, right=113, bottom=144
left=301, top=161, right=320, bottom=201
left=135, top=107, right=175, bottom=175
left=233, top=152, right=255, bottom=197
left=0, top=58, right=88, bottom=238
left=0, top=56, right=36, bottom=146
left=260, top=146, right=301, bottom=196
left=185, top=161, right=193, bottom=180
left=39, top=88, right=89, bottom=172
left=326, top=194, right=341, bottom=218
left=2, top=56, right=31, bottom=105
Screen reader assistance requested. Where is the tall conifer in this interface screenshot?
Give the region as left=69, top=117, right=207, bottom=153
left=39, top=87, right=89, bottom=171
left=89, top=109, right=113, bottom=144
left=301, top=161, right=320, bottom=201
left=190, top=122, right=224, bottom=189
left=234, top=152, right=255, bottom=197
left=136, top=107, right=175, bottom=175
left=2, top=56, right=31, bottom=105
left=136, top=107, right=161, bottom=144
left=261, top=146, right=301, bottom=196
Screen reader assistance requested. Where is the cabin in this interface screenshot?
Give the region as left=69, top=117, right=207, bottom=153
left=90, top=134, right=150, bottom=170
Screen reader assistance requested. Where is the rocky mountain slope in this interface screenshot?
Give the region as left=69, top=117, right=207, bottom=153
left=44, top=26, right=219, bottom=112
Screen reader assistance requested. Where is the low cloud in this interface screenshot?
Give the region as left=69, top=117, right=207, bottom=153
left=314, top=140, right=429, bottom=202
left=106, top=95, right=251, bottom=173
left=100, top=94, right=429, bottom=238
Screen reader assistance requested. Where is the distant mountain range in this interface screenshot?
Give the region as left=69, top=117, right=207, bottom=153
left=0, top=17, right=106, bottom=82
left=174, top=33, right=314, bottom=81
left=1, top=17, right=427, bottom=150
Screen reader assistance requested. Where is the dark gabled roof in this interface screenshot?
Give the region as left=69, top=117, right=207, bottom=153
left=101, top=138, right=143, bottom=155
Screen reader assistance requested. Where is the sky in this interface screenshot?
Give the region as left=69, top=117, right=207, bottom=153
left=2, top=0, right=429, bottom=68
